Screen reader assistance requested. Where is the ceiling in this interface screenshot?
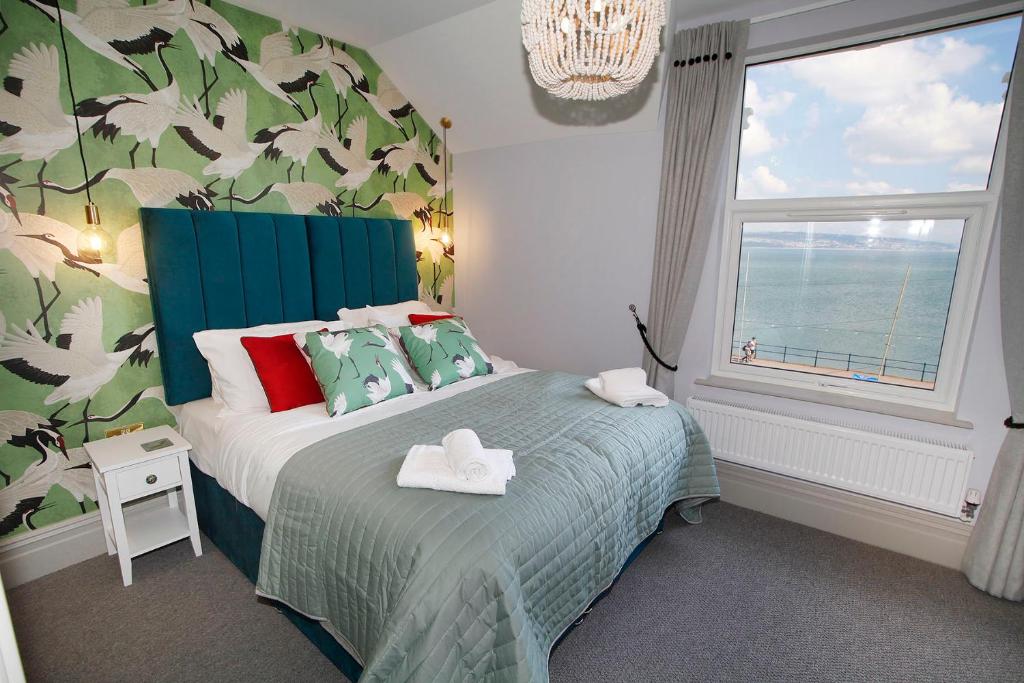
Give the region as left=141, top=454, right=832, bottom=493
left=230, top=0, right=793, bottom=153
left=230, top=0, right=775, bottom=49
left=230, top=0, right=495, bottom=47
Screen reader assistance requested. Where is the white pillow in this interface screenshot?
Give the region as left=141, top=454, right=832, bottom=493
left=366, top=301, right=436, bottom=348
left=337, top=306, right=372, bottom=328
left=194, top=319, right=348, bottom=414
left=338, top=300, right=432, bottom=329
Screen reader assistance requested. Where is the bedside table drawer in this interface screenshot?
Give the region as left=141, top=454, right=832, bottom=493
left=116, top=455, right=182, bottom=501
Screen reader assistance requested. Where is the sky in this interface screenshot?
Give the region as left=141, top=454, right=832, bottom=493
left=735, top=15, right=1022, bottom=201
left=743, top=218, right=965, bottom=246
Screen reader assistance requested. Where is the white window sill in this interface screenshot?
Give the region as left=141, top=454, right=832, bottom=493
left=694, top=374, right=974, bottom=429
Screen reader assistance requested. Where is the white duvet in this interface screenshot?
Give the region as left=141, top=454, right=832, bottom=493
left=177, top=360, right=529, bottom=520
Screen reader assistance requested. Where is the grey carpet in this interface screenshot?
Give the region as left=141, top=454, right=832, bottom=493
left=8, top=503, right=1023, bottom=682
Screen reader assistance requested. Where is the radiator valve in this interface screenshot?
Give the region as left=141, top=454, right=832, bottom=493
left=960, top=488, right=981, bottom=523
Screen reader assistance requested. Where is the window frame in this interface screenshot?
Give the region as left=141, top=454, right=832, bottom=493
left=708, top=8, right=1018, bottom=419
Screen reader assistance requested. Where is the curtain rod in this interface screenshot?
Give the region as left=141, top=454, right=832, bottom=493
left=751, top=0, right=856, bottom=24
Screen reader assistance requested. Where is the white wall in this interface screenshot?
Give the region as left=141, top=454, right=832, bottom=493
left=454, top=0, right=1013, bottom=497
left=458, top=131, right=662, bottom=374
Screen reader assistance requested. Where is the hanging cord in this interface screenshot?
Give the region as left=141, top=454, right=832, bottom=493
left=56, top=2, right=92, bottom=204
left=628, top=304, right=678, bottom=372
left=442, top=125, right=448, bottom=234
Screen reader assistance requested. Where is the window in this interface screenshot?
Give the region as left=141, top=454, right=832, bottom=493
left=712, top=12, right=1021, bottom=417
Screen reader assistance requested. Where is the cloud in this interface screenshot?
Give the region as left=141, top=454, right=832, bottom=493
left=803, top=102, right=820, bottom=135
left=786, top=36, right=987, bottom=106
left=781, top=32, right=1002, bottom=176
left=740, top=28, right=1009, bottom=198
left=844, top=180, right=915, bottom=195
left=740, top=80, right=793, bottom=158
left=842, top=83, right=1003, bottom=166
left=738, top=166, right=789, bottom=198
left=741, top=116, right=781, bottom=157
left=745, top=79, right=795, bottom=116
left=947, top=181, right=986, bottom=192
left=953, top=155, right=992, bottom=174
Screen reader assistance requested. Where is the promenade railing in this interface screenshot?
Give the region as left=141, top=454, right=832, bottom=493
left=731, top=341, right=937, bottom=383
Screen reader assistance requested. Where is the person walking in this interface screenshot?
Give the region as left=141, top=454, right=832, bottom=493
left=742, top=337, right=758, bottom=363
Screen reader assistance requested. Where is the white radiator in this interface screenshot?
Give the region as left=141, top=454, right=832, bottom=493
left=685, top=396, right=973, bottom=517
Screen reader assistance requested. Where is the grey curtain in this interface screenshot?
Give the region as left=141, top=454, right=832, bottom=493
left=644, top=20, right=749, bottom=395
left=962, top=26, right=1024, bottom=602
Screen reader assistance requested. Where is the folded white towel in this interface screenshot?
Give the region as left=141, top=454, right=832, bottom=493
left=441, top=428, right=490, bottom=482
left=397, top=445, right=515, bottom=495
left=489, top=355, right=519, bottom=374
left=585, top=377, right=670, bottom=408
left=598, top=367, right=648, bottom=394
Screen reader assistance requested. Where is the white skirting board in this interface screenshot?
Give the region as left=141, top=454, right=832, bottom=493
left=1, top=467, right=973, bottom=585
left=0, top=495, right=171, bottom=588
left=715, top=460, right=973, bottom=569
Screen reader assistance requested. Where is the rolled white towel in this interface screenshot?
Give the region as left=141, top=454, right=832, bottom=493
left=598, top=367, right=648, bottom=394
left=442, top=429, right=491, bottom=482
left=491, top=448, right=516, bottom=481
left=397, top=445, right=515, bottom=495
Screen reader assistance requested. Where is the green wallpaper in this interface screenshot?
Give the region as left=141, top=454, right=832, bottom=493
left=0, top=0, right=454, bottom=539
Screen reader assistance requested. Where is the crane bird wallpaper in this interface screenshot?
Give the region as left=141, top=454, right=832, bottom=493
left=0, top=0, right=454, bottom=540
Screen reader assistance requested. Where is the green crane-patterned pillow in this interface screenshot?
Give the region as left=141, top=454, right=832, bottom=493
left=297, top=325, right=417, bottom=417
left=398, top=318, right=494, bottom=390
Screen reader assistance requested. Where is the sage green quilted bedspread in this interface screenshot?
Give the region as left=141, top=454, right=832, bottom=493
left=257, top=371, right=718, bottom=682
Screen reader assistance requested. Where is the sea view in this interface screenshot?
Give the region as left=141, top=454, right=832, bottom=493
left=731, top=242, right=959, bottom=386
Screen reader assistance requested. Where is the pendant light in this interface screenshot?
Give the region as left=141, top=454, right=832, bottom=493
left=521, top=0, right=666, bottom=101
left=438, top=117, right=452, bottom=247
left=57, top=2, right=110, bottom=261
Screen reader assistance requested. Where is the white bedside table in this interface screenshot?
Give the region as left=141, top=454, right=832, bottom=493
left=84, top=425, right=202, bottom=586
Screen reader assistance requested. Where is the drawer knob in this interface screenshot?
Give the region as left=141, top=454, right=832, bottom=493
left=146, top=474, right=157, bottom=485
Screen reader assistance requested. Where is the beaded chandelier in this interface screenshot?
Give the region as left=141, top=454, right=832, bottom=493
left=521, top=0, right=666, bottom=101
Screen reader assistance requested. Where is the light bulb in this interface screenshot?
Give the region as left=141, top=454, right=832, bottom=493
left=560, top=16, right=572, bottom=33
left=77, top=226, right=110, bottom=261
left=440, top=232, right=451, bottom=246
left=591, top=0, right=604, bottom=12
left=77, top=203, right=110, bottom=261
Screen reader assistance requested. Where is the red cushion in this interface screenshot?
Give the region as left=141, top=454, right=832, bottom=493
left=240, top=334, right=324, bottom=412
left=408, top=313, right=455, bottom=325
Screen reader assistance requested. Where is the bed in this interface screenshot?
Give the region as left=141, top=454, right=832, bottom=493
left=139, top=208, right=719, bottom=682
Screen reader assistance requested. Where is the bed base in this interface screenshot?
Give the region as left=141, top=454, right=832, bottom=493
left=191, top=463, right=363, bottom=680
left=190, top=462, right=663, bottom=680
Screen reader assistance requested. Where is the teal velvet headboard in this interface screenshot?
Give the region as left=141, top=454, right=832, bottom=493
left=139, top=209, right=418, bottom=405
